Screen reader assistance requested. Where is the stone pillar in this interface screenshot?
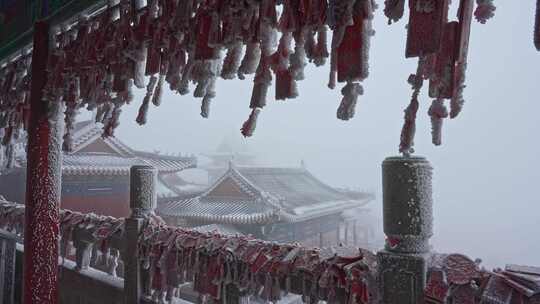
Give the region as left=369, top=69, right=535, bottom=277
left=124, top=165, right=157, bottom=304
left=377, top=156, right=433, bottom=304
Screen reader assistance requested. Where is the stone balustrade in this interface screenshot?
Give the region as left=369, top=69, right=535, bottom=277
left=2, top=161, right=537, bottom=304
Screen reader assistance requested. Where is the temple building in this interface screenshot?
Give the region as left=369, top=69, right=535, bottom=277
left=157, top=162, right=375, bottom=248
left=0, top=120, right=196, bottom=217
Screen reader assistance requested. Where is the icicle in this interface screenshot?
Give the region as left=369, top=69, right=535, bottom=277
left=474, top=0, right=496, bottom=24
left=136, top=75, right=158, bottom=125
left=535, top=0, right=540, bottom=50
left=337, top=82, right=363, bottom=121
left=238, top=42, right=261, bottom=80
left=241, top=108, right=262, bottom=137
left=221, top=41, right=243, bottom=80
left=428, top=98, right=449, bottom=146
left=152, top=74, right=165, bottom=106
left=384, top=0, right=406, bottom=24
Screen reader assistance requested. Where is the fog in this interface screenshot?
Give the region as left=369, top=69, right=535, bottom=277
left=113, top=2, right=539, bottom=268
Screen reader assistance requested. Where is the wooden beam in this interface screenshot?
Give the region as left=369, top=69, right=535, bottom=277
left=24, top=20, right=65, bottom=304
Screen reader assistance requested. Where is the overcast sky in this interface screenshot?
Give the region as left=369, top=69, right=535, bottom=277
left=114, top=1, right=539, bottom=268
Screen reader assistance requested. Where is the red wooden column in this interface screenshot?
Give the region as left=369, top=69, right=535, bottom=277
left=24, top=20, right=65, bottom=304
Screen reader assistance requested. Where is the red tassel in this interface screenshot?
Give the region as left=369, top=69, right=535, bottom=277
left=195, top=10, right=216, bottom=60
left=337, top=7, right=367, bottom=83
left=429, top=22, right=459, bottom=99
left=241, top=108, right=262, bottom=137
left=384, top=0, right=406, bottom=24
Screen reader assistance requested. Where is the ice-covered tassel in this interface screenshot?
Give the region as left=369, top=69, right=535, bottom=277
left=136, top=75, right=158, bottom=125
left=450, top=62, right=467, bottom=118
left=126, top=79, right=135, bottom=104
left=152, top=75, right=165, bottom=106
left=337, top=82, right=363, bottom=121
left=384, top=0, right=406, bottom=24
left=200, top=78, right=216, bottom=118
left=313, top=26, right=329, bottom=67
left=250, top=59, right=272, bottom=109
left=474, top=0, right=496, bottom=24
left=399, top=98, right=419, bottom=157
left=428, top=98, right=449, bottom=146
left=535, top=0, right=540, bottom=50
left=290, top=32, right=307, bottom=81
left=134, top=45, right=148, bottom=89
left=221, top=41, right=243, bottom=80
left=178, top=54, right=195, bottom=95
left=238, top=42, right=261, bottom=80
left=241, top=108, right=262, bottom=137
left=400, top=58, right=426, bottom=155
left=104, top=103, right=123, bottom=137
left=62, top=102, right=78, bottom=152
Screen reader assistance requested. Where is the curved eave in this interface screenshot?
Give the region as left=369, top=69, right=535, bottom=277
left=278, top=199, right=372, bottom=223
left=159, top=211, right=279, bottom=225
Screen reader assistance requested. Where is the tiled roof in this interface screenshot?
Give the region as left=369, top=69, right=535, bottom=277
left=236, top=167, right=370, bottom=209
left=159, top=197, right=279, bottom=225
left=71, top=121, right=134, bottom=157
left=60, top=120, right=197, bottom=176
left=133, top=151, right=197, bottom=174
left=62, top=153, right=144, bottom=176
left=63, top=152, right=196, bottom=176
left=157, top=165, right=374, bottom=224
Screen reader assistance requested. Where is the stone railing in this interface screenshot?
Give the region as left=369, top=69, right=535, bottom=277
left=1, top=160, right=538, bottom=304
left=0, top=165, right=378, bottom=304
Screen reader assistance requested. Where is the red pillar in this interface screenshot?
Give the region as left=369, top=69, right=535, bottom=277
left=24, top=20, right=64, bottom=304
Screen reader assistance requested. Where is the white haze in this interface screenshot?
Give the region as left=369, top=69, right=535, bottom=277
left=113, top=1, right=540, bottom=268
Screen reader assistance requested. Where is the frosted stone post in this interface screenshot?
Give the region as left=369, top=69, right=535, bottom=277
left=125, top=165, right=157, bottom=304
left=377, top=156, right=433, bottom=304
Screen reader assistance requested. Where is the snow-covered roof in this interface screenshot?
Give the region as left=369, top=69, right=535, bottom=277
left=60, top=121, right=197, bottom=176
left=158, top=165, right=373, bottom=225
left=62, top=152, right=196, bottom=176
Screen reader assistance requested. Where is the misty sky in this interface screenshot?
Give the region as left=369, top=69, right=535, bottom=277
left=113, top=2, right=539, bottom=268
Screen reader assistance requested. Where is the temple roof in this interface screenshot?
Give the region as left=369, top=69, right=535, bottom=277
left=62, top=153, right=196, bottom=176
left=158, top=165, right=374, bottom=225
left=62, top=121, right=197, bottom=176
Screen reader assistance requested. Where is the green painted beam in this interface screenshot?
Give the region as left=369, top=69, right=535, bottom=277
left=0, top=0, right=106, bottom=64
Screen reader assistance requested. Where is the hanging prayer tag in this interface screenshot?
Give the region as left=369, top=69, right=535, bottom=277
left=406, top=0, right=450, bottom=58
left=429, top=21, right=459, bottom=99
